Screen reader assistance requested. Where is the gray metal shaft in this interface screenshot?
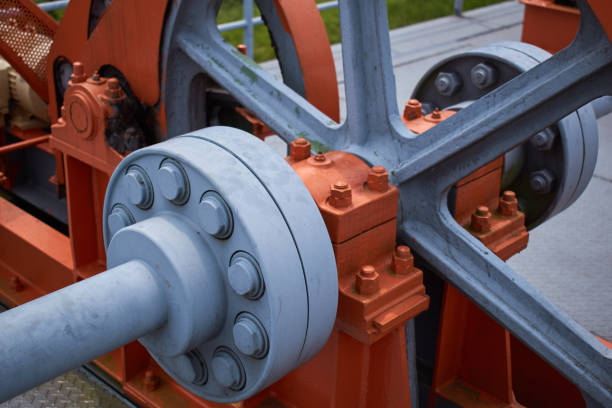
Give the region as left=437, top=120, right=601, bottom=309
left=0, top=260, right=168, bottom=402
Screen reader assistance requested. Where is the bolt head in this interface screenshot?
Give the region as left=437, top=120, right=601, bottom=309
left=158, top=160, right=189, bottom=204
left=435, top=72, right=462, bottom=96
left=355, top=265, right=379, bottom=295
left=233, top=315, right=268, bottom=358
left=199, top=192, right=232, bottom=238
left=228, top=256, right=263, bottom=298
left=529, top=169, right=555, bottom=194
left=329, top=181, right=352, bottom=208
left=125, top=167, right=153, bottom=209
left=367, top=166, right=389, bottom=192
left=211, top=351, right=243, bottom=389
left=470, top=63, right=496, bottom=89
left=392, top=246, right=414, bottom=275
left=107, top=206, right=132, bottom=237
left=529, top=128, right=556, bottom=151
left=289, top=137, right=311, bottom=161
left=471, top=206, right=491, bottom=233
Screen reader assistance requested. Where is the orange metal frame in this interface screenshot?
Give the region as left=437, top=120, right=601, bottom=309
left=1, top=0, right=612, bottom=406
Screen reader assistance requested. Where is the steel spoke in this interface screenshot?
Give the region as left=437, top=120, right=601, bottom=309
left=337, top=0, right=404, bottom=147
left=391, top=2, right=612, bottom=185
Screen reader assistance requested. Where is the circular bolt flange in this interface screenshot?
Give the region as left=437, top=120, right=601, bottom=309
left=435, top=71, right=462, bottom=96
left=199, top=191, right=233, bottom=238
left=233, top=313, right=269, bottom=359
left=107, top=205, right=134, bottom=238
left=211, top=349, right=245, bottom=390
left=125, top=166, right=153, bottom=209
left=228, top=252, right=264, bottom=299
left=158, top=159, right=190, bottom=205
left=529, top=128, right=556, bottom=151
left=470, top=62, right=497, bottom=89
left=529, top=169, right=555, bottom=194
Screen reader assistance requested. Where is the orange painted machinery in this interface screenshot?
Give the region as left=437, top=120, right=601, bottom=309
left=0, top=0, right=611, bottom=407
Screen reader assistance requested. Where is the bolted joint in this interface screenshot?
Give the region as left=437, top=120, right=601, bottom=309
left=498, top=190, right=518, bottom=217
left=104, top=78, right=125, bottom=102
left=392, top=246, right=414, bottom=275
left=366, top=165, right=389, bottom=192
left=435, top=71, right=462, bottom=96
left=144, top=370, right=160, bottom=392
left=329, top=181, right=352, bottom=208
left=529, top=128, right=556, bottom=151
left=355, top=265, right=380, bottom=296
left=403, top=99, right=422, bottom=120
left=471, top=205, right=492, bottom=233
left=470, top=62, right=497, bottom=89
left=289, top=137, right=311, bottom=161
left=529, top=169, right=555, bottom=194
left=70, top=61, right=86, bottom=84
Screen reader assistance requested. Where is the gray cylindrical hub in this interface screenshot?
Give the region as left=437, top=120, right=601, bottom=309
left=0, top=261, right=167, bottom=401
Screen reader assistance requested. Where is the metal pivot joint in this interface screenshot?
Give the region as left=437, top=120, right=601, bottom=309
left=0, top=128, right=338, bottom=403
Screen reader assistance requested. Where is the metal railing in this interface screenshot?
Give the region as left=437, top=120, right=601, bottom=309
left=35, top=0, right=467, bottom=59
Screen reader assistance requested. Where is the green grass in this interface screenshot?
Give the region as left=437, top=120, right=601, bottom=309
left=219, top=0, right=510, bottom=62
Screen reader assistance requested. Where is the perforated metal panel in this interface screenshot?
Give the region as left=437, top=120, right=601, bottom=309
left=0, top=0, right=56, bottom=100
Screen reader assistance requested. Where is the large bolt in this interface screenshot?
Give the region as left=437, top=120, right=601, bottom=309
left=158, top=160, right=189, bottom=204
left=233, top=314, right=268, bottom=359
left=329, top=181, right=352, bottom=208
left=228, top=253, right=264, bottom=299
left=289, top=137, right=311, bottom=161
left=367, top=165, right=389, bottom=192
left=163, top=351, right=208, bottom=385
left=125, top=166, right=153, bottom=209
left=529, top=128, right=556, bottom=151
left=498, top=190, right=518, bottom=217
left=70, top=62, right=86, bottom=84
left=529, top=169, right=555, bottom=194
left=403, top=99, right=422, bottom=120
left=471, top=205, right=491, bottom=233
left=355, top=265, right=380, bottom=296
left=392, top=246, right=414, bottom=275
left=435, top=71, right=462, bottom=96
left=105, top=78, right=124, bottom=101
left=199, top=191, right=233, bottom=238
left=211, top=350, right=245, bottom=390
left=470, top=63, right=497, bottom=89
left=107, top=205, right=133, bottom=237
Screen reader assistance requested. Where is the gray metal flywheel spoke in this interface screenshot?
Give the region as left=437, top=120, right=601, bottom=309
left=394, top=1, right=612, bottom=405
left=337, top=0, right=404, bottom=147
left=174, top=0, right=340, bottom=149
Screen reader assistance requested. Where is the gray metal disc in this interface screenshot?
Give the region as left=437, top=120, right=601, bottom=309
left=412, top=41, right=598, bottom=228
left=103, top=127, right=337, bottom=402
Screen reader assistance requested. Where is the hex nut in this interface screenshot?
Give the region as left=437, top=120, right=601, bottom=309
left=355, top=265, right=380, bottom=296
left=107, top=205, right=133, bottom=237
left=125, top=166, right=153, bottom=209
left=329, top=181, right=352, bottom=208
left=471, top=205, right=491, bottom=233
left=435, top=71, right=462, bottom=96
left=233, top=313, right=269, bottom=359
left=392, top=245, right=414, bottom=275
left=529, top=169, right=555, bottom=194
left=529, top=128, right=556, bottom=151
left=228, top=252, right=264, bottom=299
left=211, top=349, right=245, bottom=390
left=199, top=191, right=233, bottom=238
left=158, top=159, right=189, bottom=204
left=470, top=63, right=497, bottom=89
left=367, top=166, right=389, bottom=192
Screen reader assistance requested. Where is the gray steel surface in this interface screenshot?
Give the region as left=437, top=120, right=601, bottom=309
left=159, top=0, right=612, bottom=404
